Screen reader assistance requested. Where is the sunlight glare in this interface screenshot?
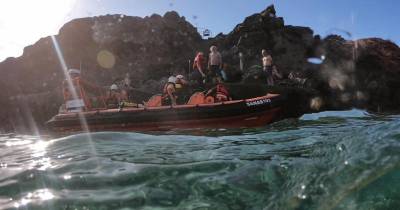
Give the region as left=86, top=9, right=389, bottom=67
left=0, top=0, right=77, bottom=60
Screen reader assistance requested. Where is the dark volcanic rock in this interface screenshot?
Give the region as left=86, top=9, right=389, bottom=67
left=354, top=38, right=400, bottom=111
left=0, top=5, right=400, bottom=132
left=207, top=5, right=314, bottom=77
left=0, top=12, right=202, bottom=132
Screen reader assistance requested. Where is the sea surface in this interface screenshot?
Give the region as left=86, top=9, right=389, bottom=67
left=1, top=110, right=400, bottom=210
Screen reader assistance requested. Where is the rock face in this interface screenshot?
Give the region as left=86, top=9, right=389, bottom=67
left=0, top=12, right=202, bottom=132
left=207, top=6, right=315, bottom=78
left=0, top=5, right=399, bottom=132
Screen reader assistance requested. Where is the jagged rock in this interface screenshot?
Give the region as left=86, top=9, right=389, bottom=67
left=354, top=38, right=400, bottom=111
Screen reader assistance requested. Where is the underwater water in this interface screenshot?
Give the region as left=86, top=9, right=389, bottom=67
left=1, top=110, right=400, bottom=210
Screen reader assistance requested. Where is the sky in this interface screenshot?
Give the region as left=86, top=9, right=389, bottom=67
left=0, top=0, right=399, bottom=62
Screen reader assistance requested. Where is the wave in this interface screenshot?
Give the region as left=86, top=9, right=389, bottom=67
left=0, top=112, right=399, bottom=209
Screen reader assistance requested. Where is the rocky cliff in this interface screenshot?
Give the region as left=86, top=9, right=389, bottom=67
left=0, top=5, right=399, bottom=132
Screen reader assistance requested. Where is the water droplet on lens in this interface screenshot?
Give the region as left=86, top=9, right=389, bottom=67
left=307, top=57, right=324, bottom=64
left=63, top=175, right=72, bottom=180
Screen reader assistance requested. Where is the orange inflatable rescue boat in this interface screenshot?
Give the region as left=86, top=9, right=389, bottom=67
left=46, top=92, right=285, bottom=133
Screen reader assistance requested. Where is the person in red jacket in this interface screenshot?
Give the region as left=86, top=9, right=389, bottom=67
left=206, top=77, right=231, bottom=102
left=192, top=52, right=207, bottom=88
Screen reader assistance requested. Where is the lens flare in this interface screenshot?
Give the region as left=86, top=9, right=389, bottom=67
left=97, top=50, right=116, bottom=69
left=50, top=35, right=98, bottom=163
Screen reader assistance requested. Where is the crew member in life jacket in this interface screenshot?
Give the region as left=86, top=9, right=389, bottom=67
left=62, top=69, right=104, bottom=112
left=162, top=76, right=177, bottom=106
left=106, top=84, right=123, bottom=109
left=206, top=77, right=231, bottom=102
left=175, top=74, right=189, bottom=105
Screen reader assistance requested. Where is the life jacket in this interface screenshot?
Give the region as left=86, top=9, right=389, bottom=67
left=62, top=77, right=91, bottom=112
left=215, top=84, right=230, bottom=102
left=174, top=80, right=186, bottom=94
left=175, top=82, right=183, bottom=90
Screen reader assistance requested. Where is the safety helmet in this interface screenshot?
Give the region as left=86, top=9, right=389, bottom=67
left=110, top=84, right=119, bottom=90
left=168, top=76, right=177, bottom=83
left=68, top=69, right=81, bottom=75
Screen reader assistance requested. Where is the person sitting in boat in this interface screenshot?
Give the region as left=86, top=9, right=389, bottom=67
left=106, top=84, right=125, bottom=109
left=175, top=74, right=189, bottom=105
left=63, top=69, right=104, bottom=112
left=262, top=49, right=282, bottom=86
left=206, top=77, right=231, bottom=102
left=162, top=76, right=177, bottom=106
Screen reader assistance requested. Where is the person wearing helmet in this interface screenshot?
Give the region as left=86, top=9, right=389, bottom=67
left=175, top=74, right=189, bottom=104
left=62, top=68, right=105, bottom=112
left=162, top=76, right=177, bottom=106
left=106, top=84, right=123, bottom=108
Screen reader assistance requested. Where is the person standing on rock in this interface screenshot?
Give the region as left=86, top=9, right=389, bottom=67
left=122, top=73, right=132, bottom=100
left=262, top=49, right=282, bottom=86
left=192, top=52, right=207, bottom=88
left=208, top=46, right=223, bottom=83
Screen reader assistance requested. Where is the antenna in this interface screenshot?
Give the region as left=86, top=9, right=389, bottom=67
left=239, top=52, right=244, bottom=71
left=188, top=59, right=191, bottom=80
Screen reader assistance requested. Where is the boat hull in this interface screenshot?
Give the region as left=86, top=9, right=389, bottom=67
left=46, top=94, right=284, bottom=133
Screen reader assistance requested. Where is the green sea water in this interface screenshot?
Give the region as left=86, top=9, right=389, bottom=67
left=1, top=110, right=400, bottom=210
